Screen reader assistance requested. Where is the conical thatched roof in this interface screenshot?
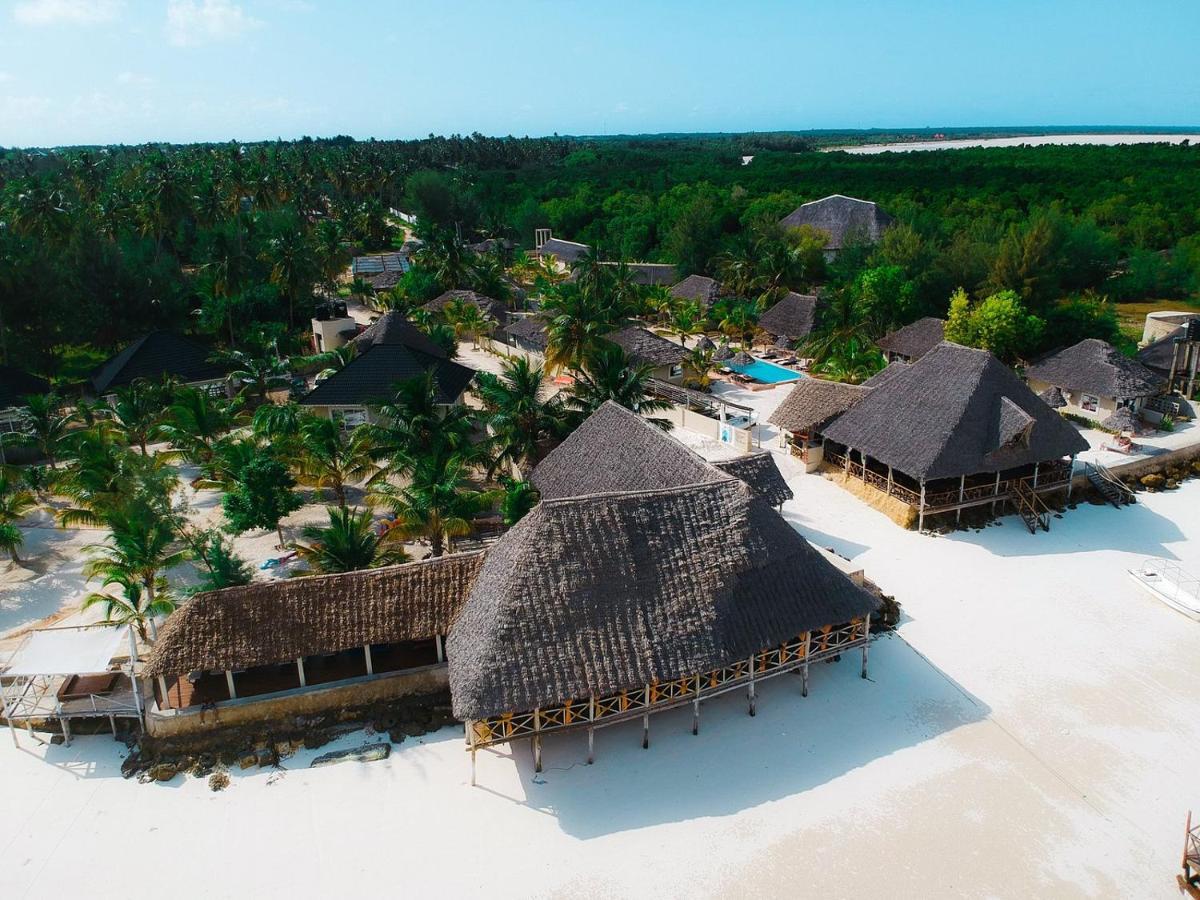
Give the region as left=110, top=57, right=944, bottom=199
left=822, top=342, right=1088, bottom=480
left=1101, top=406, right=1140, bottom=433
left=779, top=195, right=894, bottom=250
left=695, top=335, right=715, bottom=351
left=351, top=311, right=448, bottom=358
left=876, top=318, right=945, bottom=361
left=769, top=379, right=870, bottom=433
left=1027, top=338, right=1163, bottom=398
left=774, top=334, right=793, bottom=350
left=1038, top=385, right=1067, bottom=408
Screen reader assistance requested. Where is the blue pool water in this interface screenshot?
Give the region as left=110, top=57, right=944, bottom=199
left=726, top=358, right=803, bottom=384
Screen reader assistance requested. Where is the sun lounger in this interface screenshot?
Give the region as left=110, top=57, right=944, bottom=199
left=1101, top=440, right=1140, bottom=455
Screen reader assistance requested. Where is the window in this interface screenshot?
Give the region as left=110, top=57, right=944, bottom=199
left=1080, top=394, right=1099, bottom=413
left=670, top=364, right=683, bottom=378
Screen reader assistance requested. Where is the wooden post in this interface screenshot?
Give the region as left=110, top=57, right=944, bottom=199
left=468, top=722, right=477, bottom=786
left=435, top=635, right=444, bottom=663
left=642, top=685, right=650, bottom=749
left=861, top=618, right=872, bottom=679
left=917, top=479, right=926, bottom=533
left=747, top=656, right=756, bottom=716
left=364, top=644, right=373, bottom=676
left=860, top=453, right=868, bottom=484
left=225, top=670, right=237, bottom=700
left=296, top=657, right=307, bottom=688
left=62, top=716, right=71, bottom=746
left=956, top=474, right=965, bottom=524
left=127, top=627, right=143, bottom=719
left=1067, top=456, right=1076, bottom=498
left=109, top=715, right=117, bottom=737
left=587, top=695, right=595, bottom=764
left=801, top=632, right=811, bottom=697
left=533, top=708, right=542, bottom=772
left=844, top=448, right=851, bottom=475
left=157, top=676, right=170, bottom=710
left=1032, top=462, right=1040, bottom=489
left=887, top=466, right=893, bottom=497
left=692, top=675, right=701, bottom=735
left=991, top=471, right=1001, bottom=513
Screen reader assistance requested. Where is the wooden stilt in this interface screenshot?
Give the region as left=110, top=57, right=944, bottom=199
left=1067, top=455, right=1076, bottom=498
left=991, top=471, right=1001, bottom=513
left=642, top=686, right=650, bottom=748
left=296, top=657, right=307, bottom=688
left=956, top=475, right=965, bottom=524
left=1032, top=462, right=1040, bottom=488
left=747, top=656, right=756, bottom=716
left=364, top=644, right=373, bottom=675
left=692, top=674, right=701, bottom=735
left=801, top=631, right=812, bottom=697
left=861, top=618, right=872, bottom=678
left=918, top=479, right=926, bottom=533
left=587, top=695, right=595, bottom=764
left=469, top=723, right=477, bottom=786
left=225, top=670, right=237, bottom=700
left=887, top=466, right=893, bottom=496
left=109, top=715, right=117, bottom=737
left=435, top=634, right=444, bottom=663
left=533, top=734, right=542, bottom=772
left=62, top=717, right=71, bottom=746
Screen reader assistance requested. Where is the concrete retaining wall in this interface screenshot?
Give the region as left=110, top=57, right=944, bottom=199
left=145, top=664, right=449, bottom=740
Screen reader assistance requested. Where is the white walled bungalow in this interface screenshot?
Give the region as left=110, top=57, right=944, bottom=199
left=1025, top=339, right=1164, bottom=426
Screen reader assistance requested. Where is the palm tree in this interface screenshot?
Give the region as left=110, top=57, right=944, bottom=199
left=500, top=479, right=538, bottom=526
left=292, top=342, right=356, bottom=382
left=444, top=299, right=494, bottom=349
left=294, top=417, right=377, bottom=508
left=263, top=225, right=317, bottom=329
left=83, top=502, right=188, bottom=637
left=293, top=506, right=408, bottom=574
left=717, top=300, right=759, bottom=349
left=252, top=400, right=306, bottom=442
left=370, top=455, right=499, bottom=558
left=0, top=473, right=37, bottom=563
left=83, top=578, right=175, bottom=644
left=811, top=336, right=886, bottom=385
left=667, top=301, right=705, bottom=345
left=417, top=228, right=473, bottom=289
left=109, top=380, right=162, bottom=455
left=366, top=372, right=479, bottom=474
left=565, top=344, right=672, bottom=428
left=158, top=388, right=241, bottom=464
left=197, top=437, right=260, bottom=490
left=541, top=286, right=622, bottom=372
left=12, top=394, right=74, bottom=468
left=54, top=432, right=179, bottom=527
left=212, top=346, right=290, bottom=406
left=682, top=345, right=716, bottom=391
left=473, top=356, right=564, bottom=477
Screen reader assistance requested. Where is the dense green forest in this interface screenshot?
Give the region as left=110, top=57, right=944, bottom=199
left=2, top=134, right=1198, bottom=379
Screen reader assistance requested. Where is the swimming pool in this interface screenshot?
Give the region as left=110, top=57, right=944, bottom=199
left=726, top=357, right=803, bottom=384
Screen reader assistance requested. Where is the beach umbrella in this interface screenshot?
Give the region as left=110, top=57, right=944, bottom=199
left=713, top=342, right=733, bottom=362
left=731, top=351, right=755, bottom=367
left=774, top=334, right=793, bottom=350
left=1100, top=406, right=1140, bottom=433
left=1038, top=386, right=1067, bottom=409
left=695, top=335, right=715, bottom=351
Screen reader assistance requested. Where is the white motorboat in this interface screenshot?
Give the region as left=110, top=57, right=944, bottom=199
left=1127, top=558, right=1200, bottom=622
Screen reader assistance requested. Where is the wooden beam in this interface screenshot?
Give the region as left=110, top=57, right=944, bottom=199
left=364, top=644, right=373, bottom=676
left=918, top=479, right=926, bottom=533
left=297, top=657, right=307, bottom=688
left=956, top=474, right=965, bottom=524
left=747, top=656, right=757, bottom=716
left=225, top=670, right=237, bottom=700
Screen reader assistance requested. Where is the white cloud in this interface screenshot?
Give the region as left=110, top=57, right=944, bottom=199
left=13, top=0, right=123, bottom=26
left=0, top=72, right=12, bottom=84
left=116, top=71, right=154, bottom=87
left=166, top=0, right=261, bottom=47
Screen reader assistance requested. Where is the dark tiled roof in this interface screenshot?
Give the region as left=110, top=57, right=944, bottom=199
left=0, top=366, right=50, bottom=409
left=90, top=332, right=229, bottom=394
left=424, top=289, right=508, bottom=325
left=605, top=326, right=688, bottom=368
left=758, top=292, right=818, bottom=340
left=504, top=316, right=548, bottom=350
left=351, top=311, right=449, bottom=358
left=876, top=317, right=946, bottom=360
left=1027, top=338, right=1163, bottom=399
left=768, top=379, right=870, bottom=433
left=670, top=274, right=721, bottom=307
left=779, top=194, right=894, bottom=250
left=145, top=553, right=484, bottom=676
left=448, top=402, right=877, bottom=720
left=822, top=342, right=1088, bottom=480
left=299, top=345, right=476, bottom=407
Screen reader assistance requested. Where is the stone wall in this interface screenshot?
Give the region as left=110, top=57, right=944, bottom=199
left=145, top=664, right=449, bottom=740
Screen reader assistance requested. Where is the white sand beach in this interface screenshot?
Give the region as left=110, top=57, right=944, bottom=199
left=833, top=133, right=1200, bottom=154
left=2, top=401, right=1198, bottom=899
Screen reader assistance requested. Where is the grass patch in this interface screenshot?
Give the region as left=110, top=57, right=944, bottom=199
left=1113, top=298, right=1200, bottom=342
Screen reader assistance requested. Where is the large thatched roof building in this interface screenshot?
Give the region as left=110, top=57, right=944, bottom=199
left=819, top=342, right=1088, bottom=531
left=604, top=326, right=688, bottom=381
left=449, top=402, right=877, bottom=772
left=1025, top=338, right=1164, bottom=425
left=757, top=292, right=819, bottom=342
left=779, top=194, right=894, bottom=254
left=423, top=290, right=508, bottom=326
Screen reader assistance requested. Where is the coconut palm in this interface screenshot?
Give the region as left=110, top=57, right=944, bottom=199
left=500, top=479, right=538, bottom=526
left=717, top=300, right=759, bottom=349
left=158, top=388, right=241, bottom=464
left=293, top=506, right=409, bottom=574
left=212, top=346, right=290, bottom=406
left=473, top=356, right=565, bottom=477
left=370, top=455, right=499, bottom=558
left=55, top=432, right=179, bottom=527
left=83, top=578, right=176, bottom=643
left=294, top=417, right=377, bottom=508
left=811, top=336, right=886, bottom=385
left=444, top=299, right=494, bottom=349
left=11, top=393, right=75, bottom=468
left=262, top=225, right=317, bottom=329
left=109, top=380, right=163, bottom=454
left=682, top=345, right=716, bottom=391
left=0, top=473, right=37, bottom=563
left=565, top=344, right=672, bottom=428
left=667, top=301, right=705, bottom=345
left=366, top=372, right=479, bottom=474
left=197, top=437, right=260, bottom=490
left=541, top=286, right=621, bottom=373
left=292, top=342, right=356, bottom=382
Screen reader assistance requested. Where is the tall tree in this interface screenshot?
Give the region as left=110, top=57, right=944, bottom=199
left=565, top=344, right=672, bottom=428
left=294, top=506, right=409, bottom=574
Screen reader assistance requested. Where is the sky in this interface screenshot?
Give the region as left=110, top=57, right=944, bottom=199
left=0, top=0, right=1197, bottom=147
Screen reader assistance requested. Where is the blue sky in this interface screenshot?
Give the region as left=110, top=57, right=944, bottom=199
left=0, top=0, right=1197, bottom=146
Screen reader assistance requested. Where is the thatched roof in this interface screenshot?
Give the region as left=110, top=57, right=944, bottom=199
left=1027, top=339, right=1163, bottom=399
left=822, top=342, right=1088, bottom=480
left=670, top=275, right=721, bottom=307
left=1101, top=406, right=1140, bottom=433
left=447, top=476, right=878, bottom=720
left=758, top=292, right=818, bottom=340
left=538, top=238, right=590, bottom=264
left=618, top=262, right=678, bottom=286
left=504, top=315, right=548, bottom=350
left=1038, top=385, right=1067, bottom=408
left=876, top=317, right=945, bottom=360
left=779, top=194, right=894, bottom=250
left=768, top=379, right=870, bottom=433
left=300, top=345, right=476, bottom=407
left=713, top=342, right=733, bottom=362
left=144, top=553, right=486, bottom=677
left=351, top=311, right=449, bottom=358
left=90, top=332, right=229, bottom=394
left=1137, top=321, right=1197, bottom=375
left=0, top=366, right=49, bottom=410
left=424, top=290, right=508, bottom=325
left=695, top=335, right=715, bottom=351
left=713, top=452, right=794, bottom=507
left=605, top=326, right=687, bottom=367
left=730, top=351, right=755, bottom=366
left=861, top=360, right=909, bottom=388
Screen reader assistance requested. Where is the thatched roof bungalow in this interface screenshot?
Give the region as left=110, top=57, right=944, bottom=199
left=423, top=289, right=509, bottom=328
left=449, top=402, right=877, bottom=774
left=779, top=194, right=894, bottom=256
left=768, top=379, right=869, bottom=469
left=670, top=274, right=721, bottom=308
left=820, top=342, right=1088, bottom=531
left=604, top=326, right=688, bottom=382
left=758, top=292, right=818, bottom=342
left=876, top=317, right=945, bottom=363
left=503, top=315, right=549, bottom=355
left=1026, top=338, right=1164, bottom=425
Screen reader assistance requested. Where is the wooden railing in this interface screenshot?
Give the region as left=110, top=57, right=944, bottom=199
left=1183, top=810, right=1200, bottom=887
left=1012, top=477, right=1051, bottom=533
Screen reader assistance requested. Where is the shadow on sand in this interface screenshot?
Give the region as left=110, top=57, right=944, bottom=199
left=471, top=631, right=988, bottom=839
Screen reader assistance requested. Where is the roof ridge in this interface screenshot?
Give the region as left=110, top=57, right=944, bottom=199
left=538, top=474, right=741, bottom=508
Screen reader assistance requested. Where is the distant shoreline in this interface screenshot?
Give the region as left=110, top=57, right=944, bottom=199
left=827, top=133, right=1200, bottom=153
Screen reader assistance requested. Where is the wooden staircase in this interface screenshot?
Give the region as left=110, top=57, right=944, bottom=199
left=1085, top=462, right=1135, bottom=508
left=1012, top=478, right=1051, bottom=534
